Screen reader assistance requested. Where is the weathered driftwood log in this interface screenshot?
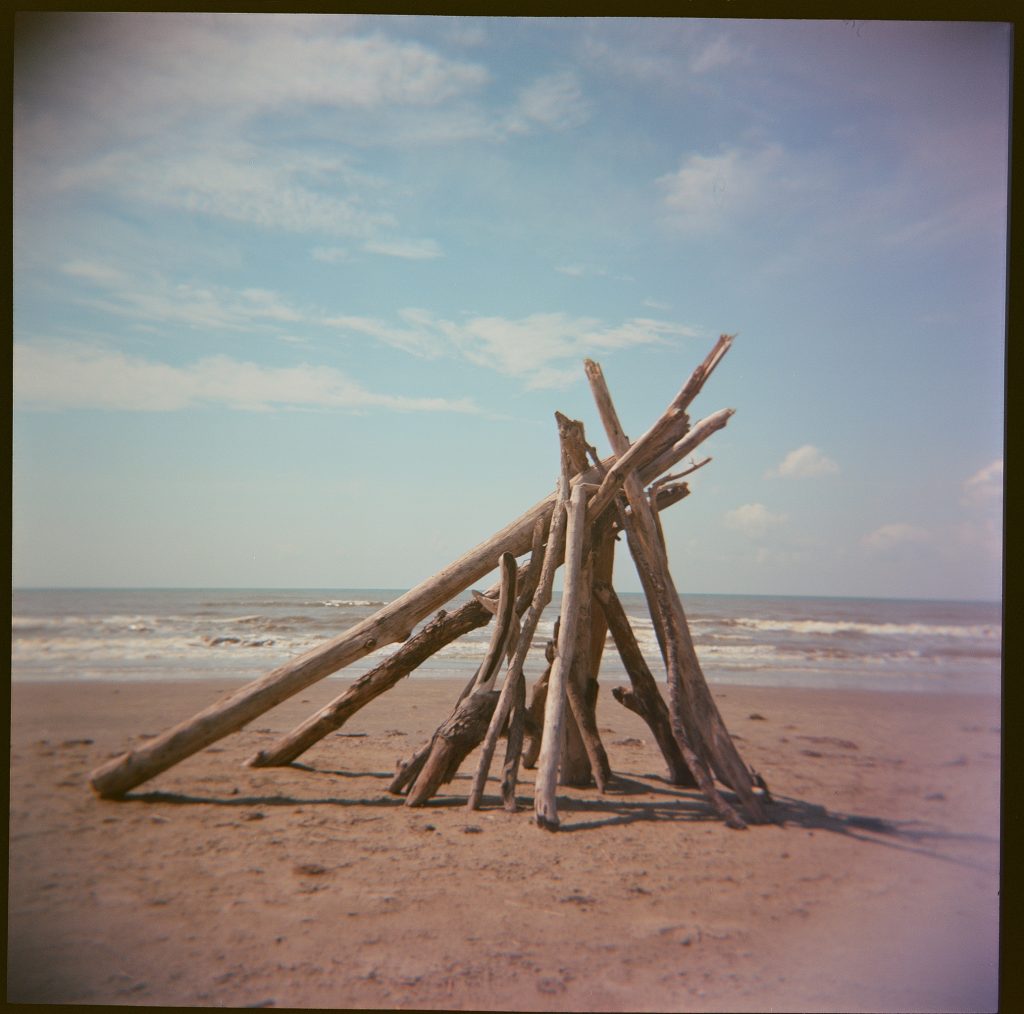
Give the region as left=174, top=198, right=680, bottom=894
left=88, top=339, right=737, bottom=800
left=465, top=432, right=572, bottom=810
left=521, top=639, right=554, bottom=769
left=556, top=414, right=607, bottom=788
left=404, top=691, right=501, bottom=807
left=592, top=581, right=697, bottom=787
left=397, top=552, right=518, bottom=806
left=389, top=738, right=433, bottom=795
left=498, top=672, right=528, bottom=810
left=463, top=553, right=519, bottom=696
left=563, top=524, right=616, bottom=792
left=534, top=482, right=593, bottom=831
left=247, top=559, right=537, bottom=768
left=584, top=358, right=766, bottom=826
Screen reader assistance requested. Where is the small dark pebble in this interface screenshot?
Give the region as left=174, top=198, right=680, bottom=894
left=748, top=713, right=767, bottom=721
left=462, top=825, right=483, bottom=834
left=243, top=811, right=265, bottom=821
left=295, top=863, right=328, bottom=876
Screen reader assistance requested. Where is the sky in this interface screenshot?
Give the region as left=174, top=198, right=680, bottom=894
left=12, top=14, right=1009, bottom=600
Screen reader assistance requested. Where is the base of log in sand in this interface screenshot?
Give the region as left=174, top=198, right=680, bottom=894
left=89, top=335, right=772, bottom=831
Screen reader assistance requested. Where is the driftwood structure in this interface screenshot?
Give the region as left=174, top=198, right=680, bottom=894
left=89, top=335, right=771, bottom=829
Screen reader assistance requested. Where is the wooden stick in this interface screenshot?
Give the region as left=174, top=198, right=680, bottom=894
left=521, top=641, right=553, bottom=769
left=585, top=335, right=733, bottom=520
left=402, top=553, right=518, bottom=807
left=561, top=538, right=612, bottom=789
left=465, top=552, right=519, bottom=696
left=642, top=409, right=734, bottom=489
left=497, top=672, right=528, bottom=810
left=555, top=414, right=607, bottom=788
left=571, top=524, right=616, bottom=791
left=403, top=691, right=501, bottom=807
left=584, top=358, right=765, bottom=826
left=89, top=345, right=732, bottom=799
left=593, top=581, right=696, bottom=787
left=533, top=482, right=592, bottom=831
left=465, top=449, right=571, bottom=810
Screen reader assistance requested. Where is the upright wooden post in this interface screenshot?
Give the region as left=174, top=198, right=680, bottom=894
left=534, top=482, right=592, bottom=830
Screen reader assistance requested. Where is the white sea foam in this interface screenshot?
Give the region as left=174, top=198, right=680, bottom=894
left=730, top=618, right=999, bottom=639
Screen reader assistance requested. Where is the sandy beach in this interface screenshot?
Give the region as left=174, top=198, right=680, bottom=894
left=8, top=676, right=1000, bottom=1011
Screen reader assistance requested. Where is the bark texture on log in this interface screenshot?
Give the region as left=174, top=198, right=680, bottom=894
left=499, top=673, right=528, bottom=811
left=404, top=691, right=501, bottom=807
left=521, top=648, right=553, bottom=770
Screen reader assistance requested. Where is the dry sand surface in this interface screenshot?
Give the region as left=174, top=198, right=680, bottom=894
left=8, top=676, right=1000, bottom=1011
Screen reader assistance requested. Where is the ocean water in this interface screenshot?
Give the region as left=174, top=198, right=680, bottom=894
left=10, top=588, right=1001, bottom=696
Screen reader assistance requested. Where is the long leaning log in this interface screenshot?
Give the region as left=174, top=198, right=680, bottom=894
left=593, top=580, right=697, bottom=788
left=89, top=503, right=556, bottom=798
left=88, top=344, right=732, bottom=799
left=584, top=358, right=766, bottom=825
left=245, top=562, right=532, bottom=768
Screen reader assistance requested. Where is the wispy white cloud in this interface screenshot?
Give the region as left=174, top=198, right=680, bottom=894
left=962, top=459, right=1003, bottom=506
left=61, top=259, right=130, bottom=287
left=59, top=262, right=313, bottom=333
left=324, top=310, right=446, bottom=359
left=16, top=16, right=490, bottom=163
left=326, top=309, right=697, bottom=389
left=657, top=144, right=788, bottom=235
left=364, top=237, right=443, bottom=259
left=505, top=71, right=589, bottom=134
left=581, top=21, right=744, bottom=85
left=861, top=522, right=931, bottom=550
left=55, top=260, right=694, bottom=389
left=14, top=340, right=479, bottom=414
left=724, top=502, right=787, bottom=537
left=690, top=36, right=741, bottom=75
left=58, top=148, right=396, bottom=240
left=768, top=444, right=839, bottom=478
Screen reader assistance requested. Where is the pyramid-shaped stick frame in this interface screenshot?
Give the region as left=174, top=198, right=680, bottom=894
left=88, top=335, right=769, bottom=828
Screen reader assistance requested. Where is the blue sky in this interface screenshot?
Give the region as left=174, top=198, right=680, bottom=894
left=13, top=15, right=1008, bottom=599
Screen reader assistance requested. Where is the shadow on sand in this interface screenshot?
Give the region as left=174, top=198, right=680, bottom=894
left=122, top=760, right=996, bottom=872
